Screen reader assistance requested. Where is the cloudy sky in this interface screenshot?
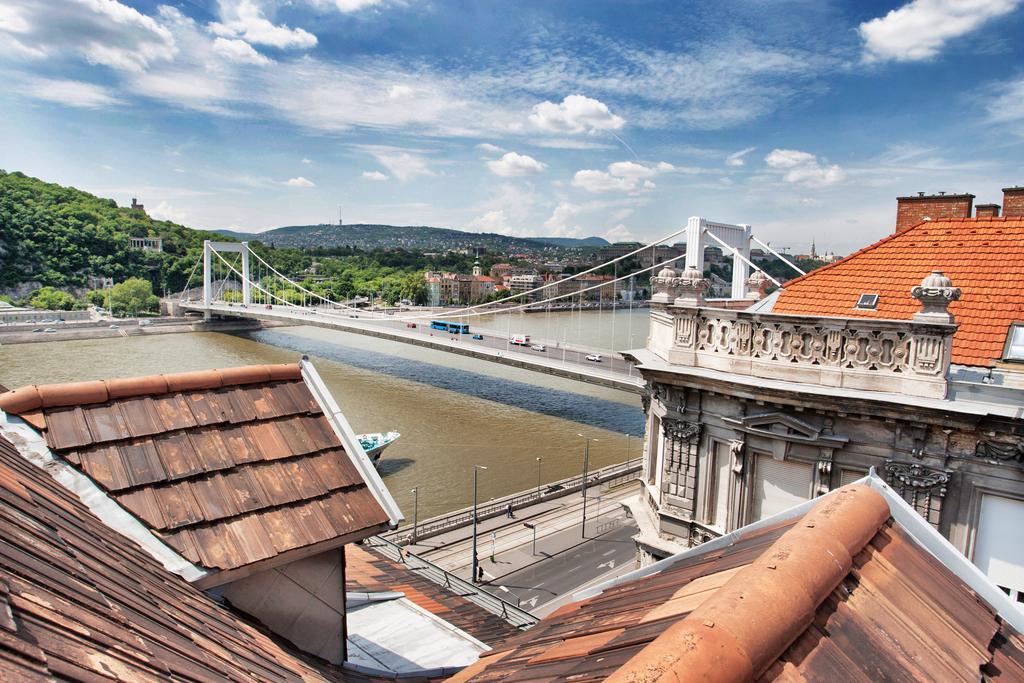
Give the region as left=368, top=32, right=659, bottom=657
left=1, top=0, right=1022, bottom=252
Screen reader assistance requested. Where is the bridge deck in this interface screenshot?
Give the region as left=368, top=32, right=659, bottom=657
left=183, top=303, right=645, bottom=394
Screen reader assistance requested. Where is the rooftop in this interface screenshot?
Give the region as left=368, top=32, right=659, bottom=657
left=771, top=216, right=1024, bottom=367
left=451, top=479, right=1024, bottom=682
left=0, top=362, right=394, bottom=585
left=0, top=432, right=379, bottom=681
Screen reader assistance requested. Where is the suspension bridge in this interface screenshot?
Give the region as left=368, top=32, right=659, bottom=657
left=178, top=217, right=802, bottom=393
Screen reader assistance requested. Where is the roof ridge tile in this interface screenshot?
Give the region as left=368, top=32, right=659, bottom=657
left=0, top=364, right=302, bottom=413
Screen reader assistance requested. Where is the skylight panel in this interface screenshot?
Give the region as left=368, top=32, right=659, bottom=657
left=855, top=293, right=879, bottom=310
left=1004, top=324, right=1024, bottom=362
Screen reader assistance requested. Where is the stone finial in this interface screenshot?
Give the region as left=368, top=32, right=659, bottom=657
left=746, top=269, right=772, bottom=300
left=911, top=270, right=961, bottom=324
left=650, top=264, right=680, bottom=303
left=674, top=266, right=710, bottom=307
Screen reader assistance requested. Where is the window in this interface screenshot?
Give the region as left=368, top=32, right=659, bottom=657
left=855, top=293, right=879, bottom=310
left=1004, top=324, right=1024, bottom=362
left=840, top=469, right=865, bottom=487
left=751, top=454, right=812, bottom=522
left=708, top=442, right=732, bottom=531
left=974, top=495, right=1024, bottom=604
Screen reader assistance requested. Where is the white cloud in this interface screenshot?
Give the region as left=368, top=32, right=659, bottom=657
left=529, top=94, right=625, bottom=134
left=603, top=224, right=635, bottom=242
left=21, top=77, right=123, bottom=109
left=301, top=157, right=312, bottom=164
left=212, top=37, right=271, bottom=65
left=387, top=84, right=414, bottom=100
left=530, top=138, right=615, bottom=150
left=0, top=0, right=177, bottom=71
left=476, top=142, right=504, bottom=154
left=726, top=146, right=756, bottom=167
left=149, top=200, right=188, bottom=224
left=468, top=209, right=513, bottom=234
left=859, top=0, right=1020, bottom=63
left=543, top=203, right=583, bottom=237
left=373, top=151, right=432, bottom=181
left=611, top=208, right=634, bottom=222
left=487, top=152, right=547, bottom=177
left=306, top=0, right=389, bottom=12
left=210, top=0, right=317, bottom=50
left=572, top=160, right=673, bottom=193
left=285, top=176, right=315, bottom=187
left=988, top=75, right=1024, bottom=128
left=764, top=148, right=846, bottom=187
left=362, top=170, right=389, bottom=181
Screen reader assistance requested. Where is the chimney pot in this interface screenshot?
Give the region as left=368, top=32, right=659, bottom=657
left=1003, top=186, right=1024, bottom=218
left=918, top=191, right=925, bottom=197
left=895, top=192, right=974, bottom=233
left=976, top=203, right=1001, bottom=218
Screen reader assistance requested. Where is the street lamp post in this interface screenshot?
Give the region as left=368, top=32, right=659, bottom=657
left=536, top=457, right=542, bottom=498
left=577, top=434, right=599, bottom=538
left=524, top=522, right=537, bottom=556
left=471, top=465, right=487, bottom=584
left=410, top=487, right=419, bottom=544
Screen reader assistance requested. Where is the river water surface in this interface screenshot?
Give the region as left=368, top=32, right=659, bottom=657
left=0, top=311, right=647, bottom=520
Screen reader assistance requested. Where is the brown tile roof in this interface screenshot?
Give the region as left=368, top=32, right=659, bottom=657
left=0, top=432, right=387, bottom=682
left=346, top=544, right=521, bottom=646
left=451, top=485, right=1024, bottom=682
left=0, top=364, right=390, bottom=580
left=771, top=217, right=1024, bottom=366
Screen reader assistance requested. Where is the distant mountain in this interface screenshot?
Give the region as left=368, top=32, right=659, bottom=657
left=213, top=223, right=607, bottom=253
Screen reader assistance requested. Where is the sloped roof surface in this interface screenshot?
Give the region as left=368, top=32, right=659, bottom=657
left=451, top=485, right=1024, bottom=682
left=0, top=432, right=380, bottom=682
left=771, top=217, right=1024, bottom=366
left=346, top=544, right=521, bottom=646
left=0, top=364, right=389, bottom=575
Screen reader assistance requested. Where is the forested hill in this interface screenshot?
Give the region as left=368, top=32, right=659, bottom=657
left=217, top=223, right=609, bottom=252
left=0, top=170, right=224, bottom=294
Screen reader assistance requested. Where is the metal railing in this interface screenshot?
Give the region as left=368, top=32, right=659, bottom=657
left=362, top=535, right=538, bottom=629
left=385, top=459, right=642, bottom=545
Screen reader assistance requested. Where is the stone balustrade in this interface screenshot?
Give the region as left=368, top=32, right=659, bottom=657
left=648, top=303, right=957, bottom=399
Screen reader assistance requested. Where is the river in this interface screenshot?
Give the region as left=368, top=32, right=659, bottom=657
left=0, top=310, right=648, bottom=520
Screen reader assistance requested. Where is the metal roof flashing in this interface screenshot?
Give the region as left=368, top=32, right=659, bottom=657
left=299, top=358, right=404, bottom=527
left=0, top=410, right=208, bottom=583
left=576, top=471, right=1024, bottom=633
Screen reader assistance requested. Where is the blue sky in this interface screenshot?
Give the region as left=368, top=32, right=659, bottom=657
left=1, top=0, right=1022, bottom=253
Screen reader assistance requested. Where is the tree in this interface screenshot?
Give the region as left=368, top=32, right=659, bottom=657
left=109, top=277, right=159, bottom=316
left=28, top=286, right=79, bottom=311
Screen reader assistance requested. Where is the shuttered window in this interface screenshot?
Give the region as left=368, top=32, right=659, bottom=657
left=974, top=495, right=1024, bottom=604
left=840, top=469, right=865, bottom=487
left=751, top=454, right=812, bottom=522
left=709, top=442, right=731, bottom=530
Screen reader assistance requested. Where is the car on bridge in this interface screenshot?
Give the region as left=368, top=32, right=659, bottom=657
left=531, top=344, right=546, bottom=352
left=472, top=334, right=484, bottom=340
left=586, top=354, right=602, bottom=362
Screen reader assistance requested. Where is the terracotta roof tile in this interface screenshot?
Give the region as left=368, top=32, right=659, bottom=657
left=0, top=364, right=389, bottom=577
left=772, top=217, right=1024, bottom=366
left=456, top=484, right=1024, bottom=682
left=0, top=433, right=389, bottom=682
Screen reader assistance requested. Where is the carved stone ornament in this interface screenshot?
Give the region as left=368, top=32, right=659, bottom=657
left=674, top=266, right=710, bottom=307
left=650, top=265, right=681, bottom=303
left=746, top=269, right=772, bottom=300
left=688, top=523, right=717, bottom=547
left=884, top=460, right=950, bottom=495
left=975, top=439, right=1024, bottom=464
left=911, top=270, right=961, bottom=324
left=662, top=419, right=700, bottom=442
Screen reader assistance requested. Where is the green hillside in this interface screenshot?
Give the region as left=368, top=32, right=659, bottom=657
left=0, top=170, right=223, bottom=295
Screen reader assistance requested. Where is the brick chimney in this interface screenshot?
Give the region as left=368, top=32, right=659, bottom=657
left=1003, top=187, right=1024, bottom=217
left=975, top=203, right=1001, bottom=218
left=895, top=192, right=974, bottom=233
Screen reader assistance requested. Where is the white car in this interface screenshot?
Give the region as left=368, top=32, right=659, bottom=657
left=585, top=354, right=602, bottom=362
left=531, top=344, right=546, bottom=352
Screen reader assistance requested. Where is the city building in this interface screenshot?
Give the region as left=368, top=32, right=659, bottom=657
left=425, top=270, right=496, bottom=306
left=0, top=361, right=519, bottom=677
left=625, top=187, right=1024, bottom=607
left=129, top=236, right=163, bottom=252
left=130, top=197, right=145, bottom=213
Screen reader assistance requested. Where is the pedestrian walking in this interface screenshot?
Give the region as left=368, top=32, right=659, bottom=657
left=506, top=502, right=514, bottom=518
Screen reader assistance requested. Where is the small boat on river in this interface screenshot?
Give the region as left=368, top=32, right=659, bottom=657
left=357, top=431, right=400, bottom=465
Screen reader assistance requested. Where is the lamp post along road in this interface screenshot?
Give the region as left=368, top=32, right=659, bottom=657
left=410, top=487, right=419, bottom=544
left=536, top=457, right=542, bottom=498
left=524, top=522, right=537, bottom=556
left=471, top=465, right=487, bottom=584
left=577, top=434, right=598, bottom=539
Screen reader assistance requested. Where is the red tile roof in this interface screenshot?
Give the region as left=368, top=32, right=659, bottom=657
left=0, top=364, right=389, bottom=580
left=345, top=544, right=521, bottom=645
left=0, top=432, right=385, bottom=682
left=771, top=217, right=1024, bottom=367
left=450, top=484, right=1024, bottom=682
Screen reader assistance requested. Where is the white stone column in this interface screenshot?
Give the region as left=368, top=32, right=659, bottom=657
left=685, top=216, right=706, bottom=272
left=202, top=239, right=212, bottom=320
left=241, top=242, right=251, bottom=306
left=731, top=224, right=751, bottom=299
